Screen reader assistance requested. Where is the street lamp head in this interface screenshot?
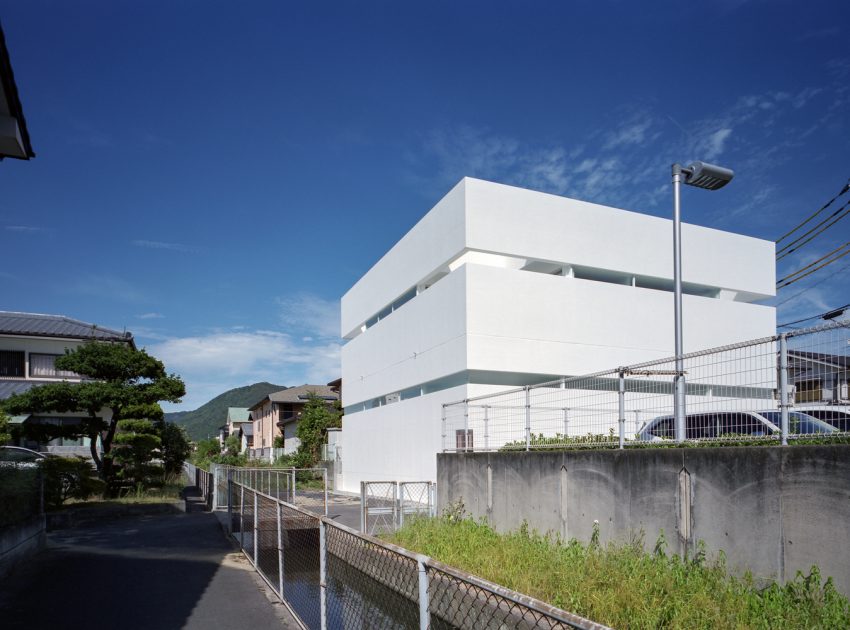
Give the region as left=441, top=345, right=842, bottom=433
left=683, top=161, right=734, bottom=190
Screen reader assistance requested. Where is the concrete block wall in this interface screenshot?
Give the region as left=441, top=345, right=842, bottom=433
left=437, top=445, right=850, bottom=594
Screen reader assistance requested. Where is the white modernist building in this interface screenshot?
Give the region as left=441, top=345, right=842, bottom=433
left=339, top=177, right=776, bottom=490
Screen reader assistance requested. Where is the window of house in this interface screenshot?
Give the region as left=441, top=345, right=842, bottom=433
left=281, top=403, right=296, bottom=420
left=0, top=350, right=25, bottom=377
left=29, top=353, right=79, bottom=379
left=456, top=429, right=473, bottom=451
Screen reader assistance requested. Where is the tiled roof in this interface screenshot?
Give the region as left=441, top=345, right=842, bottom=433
left=0, top=379, right=56, bottom=399
left=0, top=311, right=133, bottom=344
left=227, top=407, right=250, bottom=422
left=248, top=384, right=339, bottom=410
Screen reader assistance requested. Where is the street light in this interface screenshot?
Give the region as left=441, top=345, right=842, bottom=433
left=671, top=161, right=734, bottom=443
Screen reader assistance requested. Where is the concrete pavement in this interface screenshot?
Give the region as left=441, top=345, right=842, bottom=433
left=0, top=504, right=301, bottom=629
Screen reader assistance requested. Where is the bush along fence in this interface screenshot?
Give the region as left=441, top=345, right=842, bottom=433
left=227, top=476, right=607, bottom=630
left=443, top=318, right=850, bottom=452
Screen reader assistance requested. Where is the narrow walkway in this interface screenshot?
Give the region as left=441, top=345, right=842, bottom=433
left=0, top=496, right=300, bottom=629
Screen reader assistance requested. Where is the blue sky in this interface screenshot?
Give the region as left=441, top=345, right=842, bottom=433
left=2, top=1, right=848, bottom=410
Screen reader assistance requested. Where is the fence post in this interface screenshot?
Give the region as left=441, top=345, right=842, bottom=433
left=226, top=474, right=233, bottom=534
left=212, top=464, right=218, bottom=510
left=360, top=481, right=366, bottom=533
left=484, top=405, right=489, bottom=451
left=291, top=468, right=296, bottom=504
left=240, top=485, right=245, bottom=549
left=253, top=491, right=259, bottom=567
left=277, top=501, right=284, bottom=597
left=525, top=386, right=531, bottom=451
left=441, top=405, right=446, bottom=452
left=276, top=469, right=280, bottom=499
left=463, top=406, right=469, bottom=452
left=417, top=558, right=429, bottom=630
left=319, top=520, right=328, bottom=630
left=393, top=482, right=399, bottom=530
left=618, top=370, right=626, bottom=450
left=563, top=408, right=569, bottom=439
left=779, top=333, right=790, bottom=446
left=323, top=468, right=328, bottom=516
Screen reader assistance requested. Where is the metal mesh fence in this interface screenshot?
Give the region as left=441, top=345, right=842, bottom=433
left=361, top=481, right=397, bottom=536
left=444, top=319, right=850, bottom=451
left=184, top=462, right=213, bottom=509
left=220, top=466, right=327, bottom=514
left=228, top=478, right=604, bottom=630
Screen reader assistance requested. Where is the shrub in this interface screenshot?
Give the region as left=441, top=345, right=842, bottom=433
left=39, top=456, right=105, bottom=509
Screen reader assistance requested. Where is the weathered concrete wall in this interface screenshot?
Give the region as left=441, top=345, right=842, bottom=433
left=0, top=515, right=46, bottom=579
left=437, top=446, right=850, bottom=594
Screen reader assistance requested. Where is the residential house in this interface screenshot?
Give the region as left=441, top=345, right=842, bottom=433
left=339, top=177, right=776, bottom=491
left=0, top=23, right=35, bottom=160
left=788, top=350, right=849, bottom=404
left=248, top=384, right=339, bottom=461
left=0, top=311, right=135, bottom=457
left=222, top=407, right=252, bottom=453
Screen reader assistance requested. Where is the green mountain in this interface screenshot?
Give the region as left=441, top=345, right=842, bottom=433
left=165, top=382, right=287, bottom=441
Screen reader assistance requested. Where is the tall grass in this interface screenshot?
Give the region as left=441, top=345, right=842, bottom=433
left=386, top=514, right=850, bottom=629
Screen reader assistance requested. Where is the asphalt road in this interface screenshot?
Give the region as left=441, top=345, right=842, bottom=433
left=0, top=505, right=301, bottom=630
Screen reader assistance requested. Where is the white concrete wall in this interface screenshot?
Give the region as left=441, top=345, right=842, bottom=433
left=341, top=179, right=468, bottom=339
left=342, top=266, right=467, bottom=406
left=463, top=178, right=775, bottom=299
left=465, top=263, right=776, bottom=376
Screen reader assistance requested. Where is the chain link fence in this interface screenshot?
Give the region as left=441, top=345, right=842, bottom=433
left=360, top=481, right=436, bottom=535
left=183, top=462, right=213, bottom=509
left=443, top=319, right=850, bottom=451
left=227, top=477, right=606, bottom=630
left=213, top=465, right=328, bottom=514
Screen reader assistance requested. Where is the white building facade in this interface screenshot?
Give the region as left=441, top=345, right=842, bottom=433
left=339, top=178, right=776, bottom=491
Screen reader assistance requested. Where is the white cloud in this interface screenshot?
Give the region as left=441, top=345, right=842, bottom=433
left=700, top=128, right=733, bottom=160
left=277, top=293, right=340, bottom=339
left=148, top=330, right=340, bottom=411
left=5, top=225, right=41, bottom=233
left=133, top=239, right=197, bottom=253
left=65, top=275, right=146, bottom=303
left=137, top=312, right=165, bottom=319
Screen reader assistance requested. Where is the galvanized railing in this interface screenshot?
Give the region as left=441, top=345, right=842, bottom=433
left=183, top=462, right=213, bottom=510
left=443, top=319, right=850, bottom=451
left=228, top=478, right=607, bottom=629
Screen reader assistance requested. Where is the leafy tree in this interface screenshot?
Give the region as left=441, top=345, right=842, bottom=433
left=112, top=419, right=162, bottom=490
left=294, top=393, right=341, bottom=466
left=160, top=422, right=191, bottom=475
left=224, top=433, right=241, bottom=457
left=3, top=342, right=185, bottom=486
left=38, top=457, right=105, bottom=509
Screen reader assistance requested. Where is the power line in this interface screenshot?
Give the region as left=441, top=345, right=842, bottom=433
left=776, top=246, right=850, bottom=289
left=776, top=241, right=850, bottom=285
left=775, top=177, right=850, bottom=244
left=777, top=303, right=850, bottom=328
left=775, top=260, right=850, bottom=306
left=776, top=199, right=850, bottom=260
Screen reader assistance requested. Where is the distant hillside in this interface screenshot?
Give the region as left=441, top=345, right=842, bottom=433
left=165, top=382, right=287, bottom=441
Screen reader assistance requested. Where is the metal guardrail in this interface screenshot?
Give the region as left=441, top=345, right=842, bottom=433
left=443, top=319, right=850, bottom=451
left=228, top=478, right=607, bottom=630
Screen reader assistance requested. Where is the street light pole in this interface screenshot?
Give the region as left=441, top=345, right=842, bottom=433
left=670, top=161, right=734, bottom=443
left=672, top=164, right=686, bottom=444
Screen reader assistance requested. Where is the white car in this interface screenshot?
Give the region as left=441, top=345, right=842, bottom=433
left=637, top=410, right=836, bottom=441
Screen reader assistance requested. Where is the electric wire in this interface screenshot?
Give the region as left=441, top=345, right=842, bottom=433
left=774, top=260, right=850, bottom=306
left=776, top=247, right=850, bottom=289
left=777, top=303, right=850, bottom=328
left=776, top=199, right=850, bottom=260
left=775, top=177, right=850, bottom=244
left=776, top=241, right=850, bottom=285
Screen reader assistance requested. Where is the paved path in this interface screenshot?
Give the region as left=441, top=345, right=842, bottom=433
left=0, top=500, right=300, bottom=630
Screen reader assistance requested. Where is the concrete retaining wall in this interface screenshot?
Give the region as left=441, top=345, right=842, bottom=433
left=0, top=516, right=46, bottom=579
left=437, top=445, right=850, bottom=594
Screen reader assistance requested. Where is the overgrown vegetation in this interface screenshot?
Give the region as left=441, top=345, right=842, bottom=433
left=190, top=435, right=246, bottom=470
left=387, top=508, right=850, bottom=629
left=274, top=393, right=340, bottom=469
left=38, top=456, right=105, bottom=508
left=499, top=431, right=850, bottom=452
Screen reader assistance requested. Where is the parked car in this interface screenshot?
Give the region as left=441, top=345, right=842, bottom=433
left=789, top=405, right=850, bottom=432
left=636, top=410, right=836, bottom=441
left=0, top=445, right=48, bottom=468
